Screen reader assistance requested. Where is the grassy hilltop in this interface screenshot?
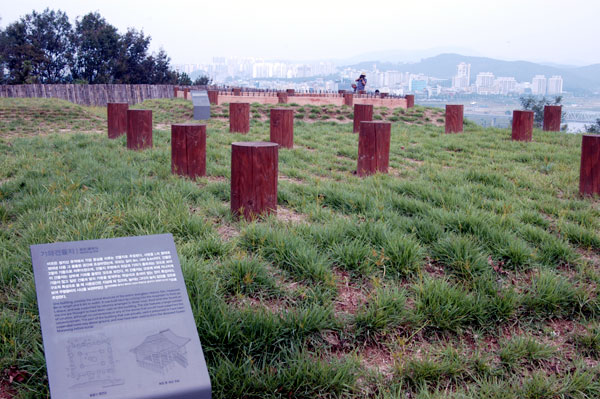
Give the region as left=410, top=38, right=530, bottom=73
left=1, top=98, right=599, bottom=398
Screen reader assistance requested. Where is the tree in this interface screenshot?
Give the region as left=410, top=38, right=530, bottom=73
left=585, top=119, right=600, bottom=133
left=114, top=28, right=151, bottom=83
left=72, top=12, right=120, bottom=83
left=144, top=49, right=178, bottom=84
left=0, top=8, right=73, bottom=83
left=519, top=95, right=562, bottom=128
left=177, top=72, right=192, bottom=85
left=193, top=75, right=212, bottom=85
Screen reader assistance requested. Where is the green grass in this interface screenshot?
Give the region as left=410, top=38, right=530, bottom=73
left=1, top=97, right=600, bottom=398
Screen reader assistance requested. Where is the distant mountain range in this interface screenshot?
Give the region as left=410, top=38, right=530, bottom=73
left=344, top=53, right=600, bottom=93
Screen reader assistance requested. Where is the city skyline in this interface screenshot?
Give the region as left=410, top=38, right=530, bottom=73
left=2, top=0, right=600, bottom=66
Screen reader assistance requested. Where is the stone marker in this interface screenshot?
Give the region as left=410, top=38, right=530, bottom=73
left=344, top=93, right=353, bottom=107
left=191, top=91, right=210, bottom=120
left=171, top=124, right=206, bottom=179
left=445, top=104, right=464, bottom=134
left=579, top=134, right=600, bottom=196
left=207, top=90, right=219, bottom=105
left=353, top=104, right=373, bottom=133
left=127, top=109, right=152, bottom=150
left=231, top=142, right=278, bottom=220
left=270, top=108, right=294, bottom=148
left=30, top=234, right=212, bottom=399
left=277, top=92, right=288, bottom=104
left=358, top=121, right=391, bottom=177
left=229, top=103, right=250, bottom=133
left=405, top=95, right=415, bottom=108
left=512, top=110, right=534, bottom=141
left=543, top=105, right=562, bottom=132
left=107, top=102, right=128, bottom=139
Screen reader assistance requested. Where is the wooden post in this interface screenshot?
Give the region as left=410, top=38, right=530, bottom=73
left=579, top=134, right=600, bottom=196
left=229, top=102, right=250, bottom=133
left=171, top=124, right=206, bottom=179
left=353, top=104, right=373, bottom=133
left=233, top=88, right=241, bottom=96
left=445, top=104, right=464, bottom=134
left=173, top=87, right=178, bottom=97
left=270, top=108, right=293, bottom=148
left=512, top=110, right=534, bottom=141
left=358, top=90, right=366, bottom=95
left=543, top=105, right=562, bottom=132
left=358, top=121, right=391, bottom=177
left=405, top=95, right=415, bottom=108
left=107, top=102, right=128, bottom=139
left=231, top=142, right=278, bottom=220
left=183, top=88, right=190, bottom=100
left=207, top=90, right=219, bottom=105
left=126, top=109, right=152, bottom=150
left=286, top=89, right=295, bottom=96
left=344, top=93, right=353, bottom=107
left=277, top=92, right=288, bottom=104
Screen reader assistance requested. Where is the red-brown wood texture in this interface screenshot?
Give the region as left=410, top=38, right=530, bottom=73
left=207, top=90, right=219, bottom=105
left=233, top=88, right=241, bottom=96
left=445, top=104, right=464, bottom=133
left=579, top=135, right=600, bottom=196
left=358, top=90, right=366, bottom=95
left=171, top=124, right=207, bottom=179
left=107, top=102, right=128, bottom=139
left=230, top=142, right=279, bottom=220
left=270, top=108, right=294, bottom=148
left=173, top=87, right=178, bottom=97
left=344, top=93, right=353, bottom=107
left=405, top=95, right=415, bottom=108
left=512, top=110, right=534, bottom=141
left=277, top=92, right=288, bottom=104
left=353, top=104, right=373, bottom=133
left=358, top=121, right=391, bottom=177
left=183, top=88, right=190, bottom=100
left=380, top=93, right=388, bottom=98
left=229, top=103, right=250, bottom=133
left=126, top=109, right=152, bottom=150
left=286, top=89, right=295, bottom=96
left=543, top=105, right=562, bottom=132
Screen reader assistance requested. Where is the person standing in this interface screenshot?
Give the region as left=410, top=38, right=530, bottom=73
left=355, top=73, right=367, bottom=92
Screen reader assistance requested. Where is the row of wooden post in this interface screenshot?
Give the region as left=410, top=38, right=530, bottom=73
left=108, top=100, right=600, bottom=220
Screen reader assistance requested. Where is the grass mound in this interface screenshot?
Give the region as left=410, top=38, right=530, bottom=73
left=1, top=98, right=599, bottom=398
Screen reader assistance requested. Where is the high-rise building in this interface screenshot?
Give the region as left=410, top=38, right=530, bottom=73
left=547, top=76, right=563, bottom=95
left=495, top=77, right=517, bottom=95
left=452, top=62, right=471, bottom=89
left=531, top=75, right=547, bottom=95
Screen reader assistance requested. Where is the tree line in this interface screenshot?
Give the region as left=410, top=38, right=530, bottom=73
left=0, top=9, right=208, bottom=85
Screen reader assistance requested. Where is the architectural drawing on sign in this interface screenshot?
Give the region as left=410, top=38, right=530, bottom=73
left=67, top=335, right=124, bottom=389
left=131, top=329, right=190, bottom=374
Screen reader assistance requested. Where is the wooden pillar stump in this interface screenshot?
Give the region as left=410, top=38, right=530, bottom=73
left=126, top=109, right=152, bottom=150
left=184, top=88, right=190, bottom=100
left=231, top=142, right=278, bottom=220
left=171, top=124, right=206, bottom=179
left=405, top=95, right=415, bottom=108
left=445, top=104, right=464, bottom=134
left=173, top=87, right=178, bottom=97
left=277, top=92, right=288, bottom=104
left=344, top=93, right=353, bottom=107
left=286, top=89, right=295, bottom=96
left=270, top=108, right=294, bottom=148
left=512, top=110, right=534, bottom=141
left=233, top=88, right=241, bottom=96
left=353, top=104, right=373, bottom=133
left=358, top=121, right=391, bottom=177
left=229, top=103, right=250, bottom=133
left=107, top=102, right=128, bottom=139
left=579, top=134, right=600, bottom=196
left=207, top=90, right=219, bottom=105
left=543, top=105, right=562, bottom=132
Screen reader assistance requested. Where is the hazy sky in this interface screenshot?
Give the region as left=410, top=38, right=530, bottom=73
left=2, top=0, right=599, bottom=66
